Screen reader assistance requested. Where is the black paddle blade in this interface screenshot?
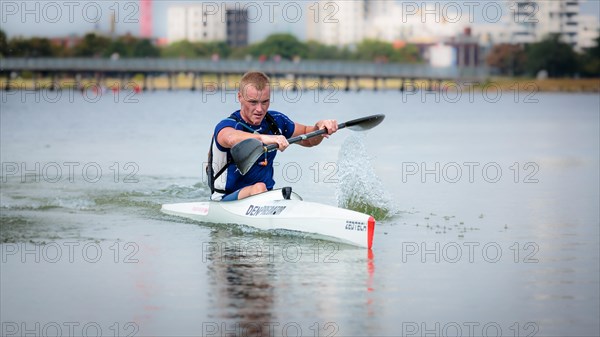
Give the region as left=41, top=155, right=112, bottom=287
left=231, top=138, right=265, bottom=175
left=344, top=114, right=385, bottom=131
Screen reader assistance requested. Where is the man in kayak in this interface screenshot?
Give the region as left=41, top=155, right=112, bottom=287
left=207, top=71, right=338, bottom=201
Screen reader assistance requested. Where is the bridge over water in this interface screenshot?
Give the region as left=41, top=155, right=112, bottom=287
left=0, top=58, right=491, bottom=91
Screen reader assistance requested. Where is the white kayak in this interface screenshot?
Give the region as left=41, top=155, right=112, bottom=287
left=161, top=188, right=375, bottom=249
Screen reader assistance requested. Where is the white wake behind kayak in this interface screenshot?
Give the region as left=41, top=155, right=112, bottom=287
left=161, top=188, right=375, bottom=249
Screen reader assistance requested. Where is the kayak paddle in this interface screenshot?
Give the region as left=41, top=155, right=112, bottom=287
left=231, top=114, right=385, bottom=175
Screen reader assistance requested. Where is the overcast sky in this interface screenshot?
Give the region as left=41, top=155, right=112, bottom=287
left=1, top=0, right=599, bottom=42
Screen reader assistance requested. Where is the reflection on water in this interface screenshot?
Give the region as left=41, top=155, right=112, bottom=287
left=203, top=228, right=378, bottom=336
left=206, top=231, right=276, bottom=336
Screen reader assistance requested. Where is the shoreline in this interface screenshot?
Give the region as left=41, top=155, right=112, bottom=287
left=1, top=76, right=598, bottom=93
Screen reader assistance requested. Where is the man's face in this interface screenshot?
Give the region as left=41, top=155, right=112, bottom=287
left=239, top=84, right=271, bottom=126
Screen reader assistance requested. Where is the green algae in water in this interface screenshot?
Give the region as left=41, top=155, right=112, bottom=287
left=340, top=193, right=390, bottom=221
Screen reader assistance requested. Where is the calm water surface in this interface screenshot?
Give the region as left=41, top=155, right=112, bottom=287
left=1, top=88, right=598, bottom=336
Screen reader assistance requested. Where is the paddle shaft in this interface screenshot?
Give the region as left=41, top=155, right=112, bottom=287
left=264, top=122, right=349, bottom=152
left=230, top=114, right=384, bottom=175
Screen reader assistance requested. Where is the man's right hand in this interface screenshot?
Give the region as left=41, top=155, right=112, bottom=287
left=259, top=134, right=289, bottom=151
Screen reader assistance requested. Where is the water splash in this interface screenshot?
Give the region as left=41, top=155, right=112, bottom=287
left=0, top=181, right=210, bottom=213
left=0, top=196, right=95, bottom=211
left=336, top=133, right=397, bottom=221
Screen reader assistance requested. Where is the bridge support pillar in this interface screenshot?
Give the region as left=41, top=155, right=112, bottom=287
left=120, top=73, right=126, bottom=90
left=191, top=73, right=197, bottom=91
left=142, top=73, right=148, bottom=92
left=74, top=73, right=81, bottom=92
left=94, top=72, right=101, bottom=90
left=291, top=74, right=298, bottom=92
left=50, top=73, right=58, bottom=91
left=30, top=72, right=37, bottom=90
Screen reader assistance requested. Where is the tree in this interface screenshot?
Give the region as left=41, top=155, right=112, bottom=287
left=579, top=36, right=600, bottom=77
left=132, top=39, right=160, bottom=57
left=104, top=38, right=129, bottom=58
left=305, top=40, right=342, bottom=60
left=586, top=35, right=600, bottom=59
left=354, top=39, right=422, bottom=63
left=525, top=34, right=578, bottom=77
left=0, top=29, right=7, bottom=57
left=6, top=37, right=56, bottom=57
left=390, top=43, right=421, bottom=63
left=73, top=33, right=111, bottom=57
left=161, top=40, right=197, bottom=58
left=355, top=39, right=394, bottom=62
left=486, top=43, right=527, bottom=76
left=250, top=34, right=308, bottom=60
left=195, top=41, right=231, bottom=58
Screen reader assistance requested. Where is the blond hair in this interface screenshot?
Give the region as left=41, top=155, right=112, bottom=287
left=239, top=71, right=270, bottom=93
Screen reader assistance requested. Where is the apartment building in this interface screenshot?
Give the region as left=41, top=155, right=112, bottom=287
left=306, top=0, right=368, bottom=46
left=167, top=4, right=248, bottom=46
left=508, top=0, right=592, bottom=49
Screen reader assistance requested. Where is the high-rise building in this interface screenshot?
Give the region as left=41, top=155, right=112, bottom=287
left=507, top=0, right=582, bottom=47
left=226, top=9, right=249, bottom=47
left=477, top=1, right=597, bottom=52
left=306, top=1, right=470, bottom=46
left=167, top=7, right=187, bottom=43
left=368, top=3, right=469, bottom=44
left=508, top=0, right=539, bottom=43
left=167, top=5, right=227, bottom=44
left=578, top=14, right=600, bottom=51
left=167, top=4, right=248, bottom=46
left=306, top=1, right=368, bottom=46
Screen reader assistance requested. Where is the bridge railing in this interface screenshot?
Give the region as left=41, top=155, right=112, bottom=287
left=0, top=58, right=490, bottom=81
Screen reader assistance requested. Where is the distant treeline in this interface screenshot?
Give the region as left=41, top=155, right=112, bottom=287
left=0, top=30, right=422, bottom=64
left=1, top=29, right=598, bottom=78
left=486, top=34, right=600, bottom=78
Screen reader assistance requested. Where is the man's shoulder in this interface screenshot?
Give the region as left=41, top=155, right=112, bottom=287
left=267, top=110, right=295, bottom=138
left=268, top=110, right=294, bottom=124
left=215, top=111, right=241, bottom=128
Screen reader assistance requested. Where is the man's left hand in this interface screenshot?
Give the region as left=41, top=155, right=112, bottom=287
left=315, top=119, right=338, bottom=138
